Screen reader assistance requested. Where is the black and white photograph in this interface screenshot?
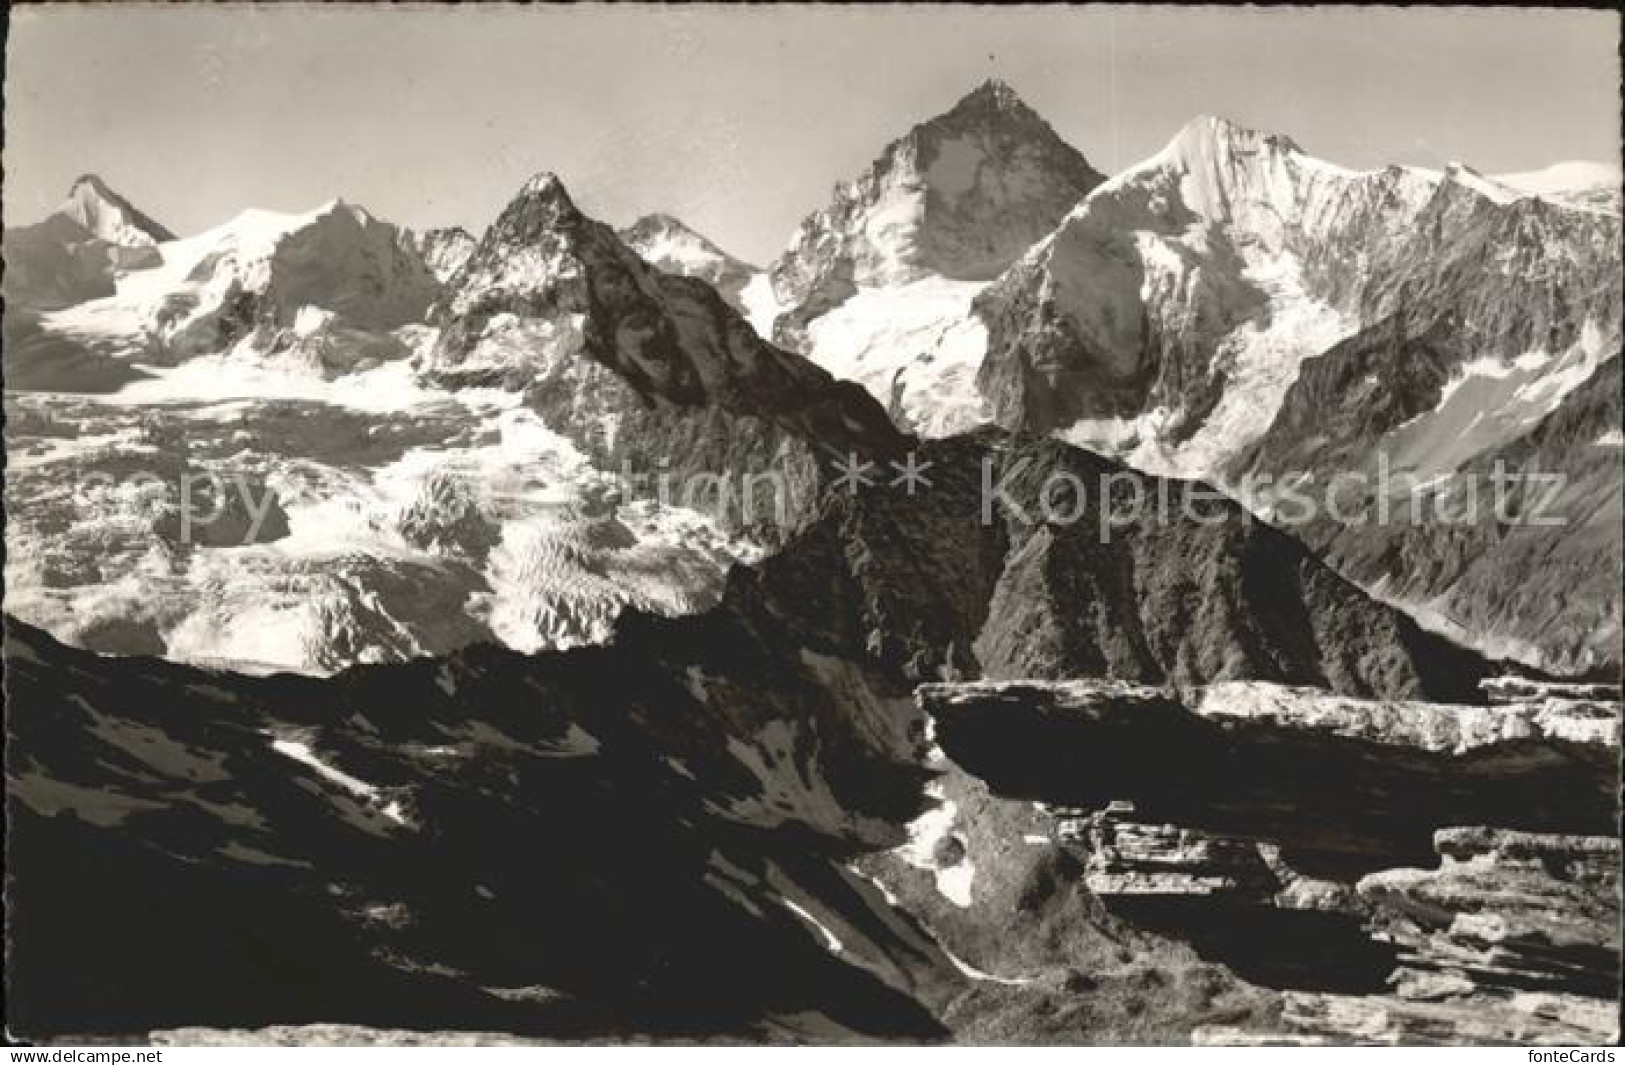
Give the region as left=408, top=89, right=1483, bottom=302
left=2, top=2, right=1621, bottom=1050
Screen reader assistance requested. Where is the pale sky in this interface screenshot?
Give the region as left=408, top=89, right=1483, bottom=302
left=5, top=4, right=1620, bottom=263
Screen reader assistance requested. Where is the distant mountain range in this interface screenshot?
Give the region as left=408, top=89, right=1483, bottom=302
left=3, top=78, right=1620, bottom=675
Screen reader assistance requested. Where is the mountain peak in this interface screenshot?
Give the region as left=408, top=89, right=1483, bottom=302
left=619, top=212, right=743, bottom=260
left=766, top=76, right=1103, bottom=313
left=69, top=173, right=117, bottom=197
left=478, top=172, right=588, bottom=250
left=955, top=77, right=1025, bottom=112
left=929, top=77, right=1056, bottom=137
left=622, top=212, right=692, bottom=238
left=314, top=197, right=377, bottom=226
left=617, top=213, right=759, bottom=310
left=56, top=174, right=175, bottom=246
left=1169, top=114, right=1304, bottom=158
left=518, top=171, right=576, bottom=205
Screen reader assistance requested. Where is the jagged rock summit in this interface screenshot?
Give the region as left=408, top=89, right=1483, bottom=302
left=766, top=78, right=1105, bottom=343
left=427, top=169, right=906, bottom=540
left=750, top=79, right=1103, bottom=435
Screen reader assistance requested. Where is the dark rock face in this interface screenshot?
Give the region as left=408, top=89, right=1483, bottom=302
left=2, top=214, right=124, bottom=310
left=916, top=678, right=1621, bottom=1043
left=1234, top=317, right=1460, bottom=479
left=259, top=205, right=441, bottom=334
left=1260, top=356, right=1623, bottom=678
left=767, top=79, right=1103, bottom=347
left=974, top=214, right=1256, bottom=439
left=427, top=174, right=907, bottom=542
left=748, top=433, right=1496, bottom=699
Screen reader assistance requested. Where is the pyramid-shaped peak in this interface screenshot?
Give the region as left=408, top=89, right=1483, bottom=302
left=518, top=171, right=576, bottom=205
left=768, top=74, right=1102, bottom=296
left=70, top=173, right=119, bottom=197
left=57, top=173, right=175, bottom=245
left=962, top=77, right=1014, bottom=102
left=940, top=77, right=1044, bottom=123
left=481, top=171, right=588, bottom=247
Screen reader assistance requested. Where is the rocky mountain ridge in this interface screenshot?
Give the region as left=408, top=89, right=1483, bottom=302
left=425, top=172, right=906, bottom=540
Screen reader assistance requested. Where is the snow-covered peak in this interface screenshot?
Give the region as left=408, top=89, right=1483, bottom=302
left=1492, top=160, right=1622, bottom=214
left=887, top=78, right=1104, bottom=217
left=426, top=172, right=905, bottom=476
left=617, top=213, right=759, bottom=305
left=56, top=174, right=175, bottom=247
left=766, top=78, right=1102, bottom=343
left=1495, top=160, right=1620, bottom=196
left=472, top=172, right=590, bottom=259
left=517, top=171, right=578, bottom=208
left=1164, top=114, right=1306, bottom=162
left=41, top=195, right=439, bottom=365
left=326, top=198, right=376, bottom=225
left=974, top=109, right=1621, bottom=484
left=440, top=174, right=601, bottom=313
left=622, top=212, right=710, bottom=245
left=1067, top=116, right=1440, bottom=250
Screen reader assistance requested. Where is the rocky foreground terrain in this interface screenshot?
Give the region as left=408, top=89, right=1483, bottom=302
left=917, top=679, right=1618, bottom=1044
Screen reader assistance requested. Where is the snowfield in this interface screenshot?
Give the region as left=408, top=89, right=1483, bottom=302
left=802, top=278, right=991, bottom=436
